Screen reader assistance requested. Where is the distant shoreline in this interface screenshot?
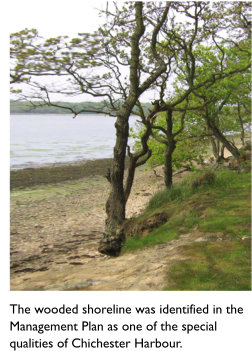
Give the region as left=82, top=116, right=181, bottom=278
left=10, top=112, right=111, bottom=116
left=10, top=99, right=151, bottom=116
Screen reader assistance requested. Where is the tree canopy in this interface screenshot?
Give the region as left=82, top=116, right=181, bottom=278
left=10, top=1, right=251, bottom=255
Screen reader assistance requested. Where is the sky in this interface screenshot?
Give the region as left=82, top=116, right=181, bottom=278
left=8, top=0, right=239, bottom=36
left=7, top=0, right=159, bottom=103
left=8, top=0, right=115, bottom=101
left=9, top=0, right=105, bottom=37
left=6, top=0, right=242, bottom=103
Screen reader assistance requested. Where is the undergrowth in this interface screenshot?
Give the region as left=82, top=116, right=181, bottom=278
left=122, top=168, right=251, bottom=290
left=164, top=240, right=251, bottom=290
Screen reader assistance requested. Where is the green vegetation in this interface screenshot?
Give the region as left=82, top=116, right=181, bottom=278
left=122, top=168, right=251, bottom=290
left=165, top=240, right=251, bottom=290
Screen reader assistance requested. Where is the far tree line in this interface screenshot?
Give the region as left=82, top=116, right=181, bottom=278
left=10, top=1, right=251, bottom=256
left=10, top=99, right=152, bottom=115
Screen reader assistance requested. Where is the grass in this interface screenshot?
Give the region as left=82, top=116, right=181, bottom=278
left=122, top=220, right=180, bottom=251
left=164, top=240, right=251, bottom=290
left=10, top=177, right=105, bottom=207
left=122, top=168, right=251, bottom=290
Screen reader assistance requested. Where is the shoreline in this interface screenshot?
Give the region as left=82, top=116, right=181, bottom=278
left=10, top=158, right=115, bottom=190
left=10, top=158, right=165, bottom=290
left=11, top=157, right=105, bottom=171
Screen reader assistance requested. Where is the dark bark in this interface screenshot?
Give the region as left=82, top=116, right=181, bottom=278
left=124, top=157, right=137, bottom=205
left=152, top=107, right=186, bottom=189
left=99, top=2, right=169, bottom=256
left=124, top=105, right=154, bottom=203
left=98, top=107, right=132, bottom=256
left=124, top=148, right=152, bottom=204
left=163, top=109, right=176, bottom=188
left=100, top=102, right=154, bottom=256
left=164, top=141, right=176, bottom=188
left=98, top=3, right=145, bottom=256
left=237, top=102, right=245, bottom=146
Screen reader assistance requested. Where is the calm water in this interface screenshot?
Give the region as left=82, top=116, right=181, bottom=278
left=10, top=114, right=137, bottom=170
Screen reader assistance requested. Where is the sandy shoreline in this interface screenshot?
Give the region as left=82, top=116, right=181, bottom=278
left=11, top=154, right=249, bottom=291
left=10, top=160, right=169, bottom=289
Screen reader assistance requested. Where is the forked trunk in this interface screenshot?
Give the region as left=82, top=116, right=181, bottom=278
left=98, top=2, right=169, bottom=256
left=98, top=114, right=129, bottom=256
left=211, top=137, right=226, bottom=163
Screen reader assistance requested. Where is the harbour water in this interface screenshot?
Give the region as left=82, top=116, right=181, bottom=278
left=10, top=114, right=137, bottom=169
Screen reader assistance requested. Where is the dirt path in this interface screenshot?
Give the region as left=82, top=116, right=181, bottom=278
left=10, top=165, right=194, bottom=291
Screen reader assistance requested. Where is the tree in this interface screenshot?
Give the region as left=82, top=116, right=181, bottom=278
left=131, top=2, right=251, bottom=188
left=10, top=1, right=251, bottom=254
left=188, top=42, right=251, bottom=165
left=11, top=2, right=172, bottom=255
left=226, top=72, right=251, bottom=147
left=133, top=105, right=209, bottom=178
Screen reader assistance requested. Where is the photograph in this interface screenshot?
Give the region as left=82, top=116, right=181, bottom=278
left=10, top=0, right=251, bottom=291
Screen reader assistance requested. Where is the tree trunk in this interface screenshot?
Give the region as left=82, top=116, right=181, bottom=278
left=204, top=116, right=240, bottom=161
left=211, top=137, right=227, bottom=163
left=124, top=111, right=153, bottom=203
left=220, top=143, right=225, bottom=159
left=98, top=2, right=145, bottom=256
left=210, top=136, right=219, bottom=160
left=98, top=2, right=169, bottom=256
left=237, top=102, right=245, bottom=146
left=163, top=109, right=176, bottom=188
left=99, top=103, right=152, bottom=255
left=124, top=156, right=137, bottom=204
left=164, top=141, right=176, bottom=188
left=98, top=111, right=130, bottom=256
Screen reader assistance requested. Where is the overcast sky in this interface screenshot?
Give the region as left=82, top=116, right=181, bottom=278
left=8, top=0, right=117, bottom=101
left=9, top=0, right=105, bottom=37
left=8, top=0, right=159, bottom=103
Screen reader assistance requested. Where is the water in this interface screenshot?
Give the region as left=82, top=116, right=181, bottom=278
left=10, top=114, right=137, bottom=170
